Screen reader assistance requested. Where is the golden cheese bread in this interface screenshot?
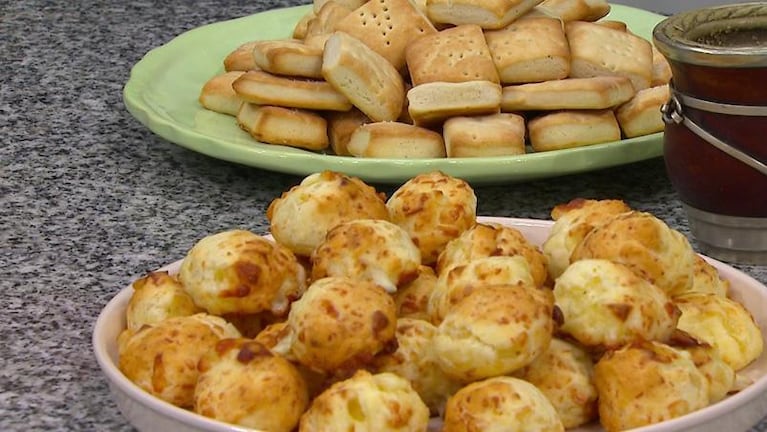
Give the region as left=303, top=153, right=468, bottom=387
left=405, top=24, right=499, bottom=86
left=501, top=76, right=636, bottom=111
left=252, top=39, right=324, bottom=79
left=392, top=266, right=438, bottom=320
left=199, top=71, right=245, bottom=116
left=322, top=31, right=405, bottom=122
left=347, top=121, right=447, bottom=158
left=426, top=0, right=544, bottom=30
left=485, top=16, right=570, bottom=84
left=125, top=271, right=201, bottom=332
left=233, top=70, right=352, bottom=111
left=407, top=80, right=502, bottom=127
left=223, top=41, right=259, bottom=72
left=528, top=109, right=621, bottom=152
left=443, top=113, right=526, bottom=157
left=536, top=0, right=610, bottom=21
left=615, top=84, right=669, bottom=138
left=236, top=103, right=330, bottom=151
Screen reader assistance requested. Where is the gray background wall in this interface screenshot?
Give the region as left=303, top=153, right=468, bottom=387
left=612, top=0, right=748, bottom=15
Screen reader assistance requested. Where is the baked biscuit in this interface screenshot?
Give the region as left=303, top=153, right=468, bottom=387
left=266, top=170, right=389, bottom=257
left=407, top=80, right=502, bottom=127
left=322, top=31, right=405, bottom=122
left=305, top=0, right=352, bottom=38
left=334, top=0, right=437, bottom=70
left=501, top=76, right=635, bottom=111
left=443, top=113, right=526, bottom=157
left=347, top=122, right=447, bottom=158
left=443, top=376, right=564, bottom=432
left=199, top=71, right=245, bottom=116
left=426, top=0, right=544, bottom=30
left=615, top=84, right=669, bottom=138
left=232, top=69, right=352, bottom=111
left=567, top=21, right=653, bottom=91
left=311, top=219, right=421, bottom=293
left=193, top=339, right=308, bottom=432
left=252, top=39, right=324, bottom=79
left=313, top=0, right=367, bottom=13
left=224, top=41, right=259, bottom=71
left=236, top=104, right=329, bottom=151
left=528, top=109, right=621, bottom=152
left=537, top=0, right=610, bottom=21
left=652, top=45, right=673, bottom=86
left=553, top=259, right=679, bottom=349
left=326, top=108, right=372, bottom=156
left=595, top=19, right=628, bottom=32
left=126, top=271, right=201, bottom=332
left=292, top=10, right=316, bottom=39
left=485, top=16, right=570, bottom=84
left=386, top=171, right=477, bottom=265
left=405, top=24, right=499, bottom=86
left=392, top=265, right=438, bottom=321
left=594, top=341, right=709, bottom=431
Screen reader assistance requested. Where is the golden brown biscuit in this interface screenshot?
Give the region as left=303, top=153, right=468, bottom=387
left=251, top=39, right=324, bottom=79
left=322, top=31, right=406, bottom=122
left=326, top=108, right=372, bottom=156
left=407, top=80, right=503, bottom=127
left=313, top=0, right=367, bottom=14
left=594, top=341, right=709, bottom=431
left=198, top=71, right=245, bottom=116
left=286, top=277, right=397, bottom=373
left=236, top=104, right=329, bottom=151
left=224, top=41, right=260, bottom=72
left=485, top=16, right=570, bottom=84
left=501, top=76, right=635, bottom=111
left=443, top=376, right=565, bottom=432
left=347, top=121, right=447, bottom=158
left=386, top=171, right=477, bottom=264
left=566, top=20, right=653, bottom=91
left=443, top=113, right=526, bottom=158
left=125, top=271, right=201, bottom=332
left=232, top=69, right=352, bottom=111
left=178, top=229, right=307, bottom=316
left=292, top=10, right=316, bottom=39
left=595, top=19, right=628, bottom=32
left=688, top=255, right=729, bottom=297
left=537, top=0, right=610, bottom=22
left=311, top=219, right=421, bottom=293
left=405, top=24, right=499, bottom=86
left=305, top=0, right=352, bottom=38
left=571, top=211, right=697, bottom=297
left=393, top=265, right=438, bottom=320
left=426, top=0, right=544, bottom=30
left=299, top=370, right=430, bottom=432
left=334, top=0, right=437, bottom=70
left=266, top=170, right=389, bottom=257
left=528, top=109, right=621, bottom=152
left=652, top=45, right=673, bottom=86
left=553, top=259, right=679, bottom=349
left=193, top=339, right=308, bottom=431
left=615, top=84, right=669, bottom=138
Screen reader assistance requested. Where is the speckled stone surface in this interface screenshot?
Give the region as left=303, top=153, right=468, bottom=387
left=1, top=1, right=765, bottom=431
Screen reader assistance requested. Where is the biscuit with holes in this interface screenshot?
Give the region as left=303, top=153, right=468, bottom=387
left=615, top=84, right=669, bottom=138
left=252, top=39, right=324, bottom=79
left=322, top=31, right=405, bottom=122
left=405, top=24, right=499, bottom=85
left=537, top=0, right=610, bottom=21
left=485, top=16, right=570, bottom=84
left=334, top=0, right=437, bottom=70
left=443, top=113, right=526, bottom=157
left=567, top=21, right=653, bottom=91
left=528, top=109, right=621, bottom=152
left=199, top=71, right=245, bottom=116
left=327, top=108, right=372, bottom=156
left=407, top=80, right=502, bottom=127
left=426, top=0, right=544, bottom=30
left=347, top=122, right=446, bottom=159
left=233, top=69, right=352, bottom=111
left=501, top=76, right=635, bottom=111
left=224, top=41, right=260, bottom=72
left=237, top=104, right=329, bottom=151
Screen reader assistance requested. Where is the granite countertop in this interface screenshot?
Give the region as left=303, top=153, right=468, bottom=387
left=2, top=0, right=765, bottom=431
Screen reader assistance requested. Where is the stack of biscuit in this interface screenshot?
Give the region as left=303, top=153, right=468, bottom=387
left=116, top=170, right=763, bottom=432
left=198, top=0, right=671, bottom=158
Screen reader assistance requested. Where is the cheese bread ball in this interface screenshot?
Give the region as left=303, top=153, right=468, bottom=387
left=254, top=321, right=292, bottom=354
left=542, top=198, right=632, bottom=279
left=437, top=223, right=548, bottom=288
left=372, top=318, right=463, bottom=414
left=553, top=259, right=679, bottom=349
left=674, top=292, right=764, bottom=371
left=513, top=338, right=598, bottom=428
left=267, top=170, right=389, bottom=256
left=299, top=370, right=430, bottom=432
left=428, top=255, right=536, bottom=324
left=571, top=211, right=696, bottom=297
left=594, top=341, right=709, bottom=432
left=178, top=230, right=307, bottom=316
left=193, top=339, right=308, bottom=432
left=443, top=376, right=565, bottom=432
left=671, top=336, right=735, bottom=403
left=688, top=255, right=729, bottom=297
left=126, top=271, right=201, bottom=331
left=311, top=219, right=421, bottom=293
left=286, top=277, right=397, bottom=374
left=386, top=171, right=477, bottom=265
left=393, top=265, right=437, bottom=321
left=118, top=313, right=241, bottom=408
left=433, top=284, right=554, bottom=381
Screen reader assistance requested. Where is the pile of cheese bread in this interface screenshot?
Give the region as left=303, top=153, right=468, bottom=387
left=198, top=0, right=672, bottom=158
left=117, top=170, right=763, bottom=432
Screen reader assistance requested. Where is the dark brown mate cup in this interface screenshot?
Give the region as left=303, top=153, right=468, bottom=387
left=653, top=2, right=767, bottom=264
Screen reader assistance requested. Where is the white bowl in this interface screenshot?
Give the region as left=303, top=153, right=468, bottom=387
left=93, top=217, right=767, bottom=432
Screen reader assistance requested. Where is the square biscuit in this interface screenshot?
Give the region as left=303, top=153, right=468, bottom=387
left=223, top=41, right=260, bottom=72
left=537, top=0, right=610, bottom=22
left=199, top=71, right=245, bottom=116
left=485, top=16, right=570, bottom=84
left=651, top=45, right=672, bottom=86
left=501, top=76, right=635, bottom=111
left=406, top=24, right=499, bottom=86
left=236, top=104, right=329, bottom=151
left=305, top=1, right=353, bottom=39
left=252, top=39, right=324, bottom=79
left=443, top=113, right=526, bottom=157
left=426, top=0, right=543, bottom=30
left=528, top=109, right=620, bottom=151
left=566, top=21, right=653, bottom=91
left=615, top=84, right=669, bottom=138
left=334, top=0, right=437, bottom=70
left=407, top=80, right=502, bottom=127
